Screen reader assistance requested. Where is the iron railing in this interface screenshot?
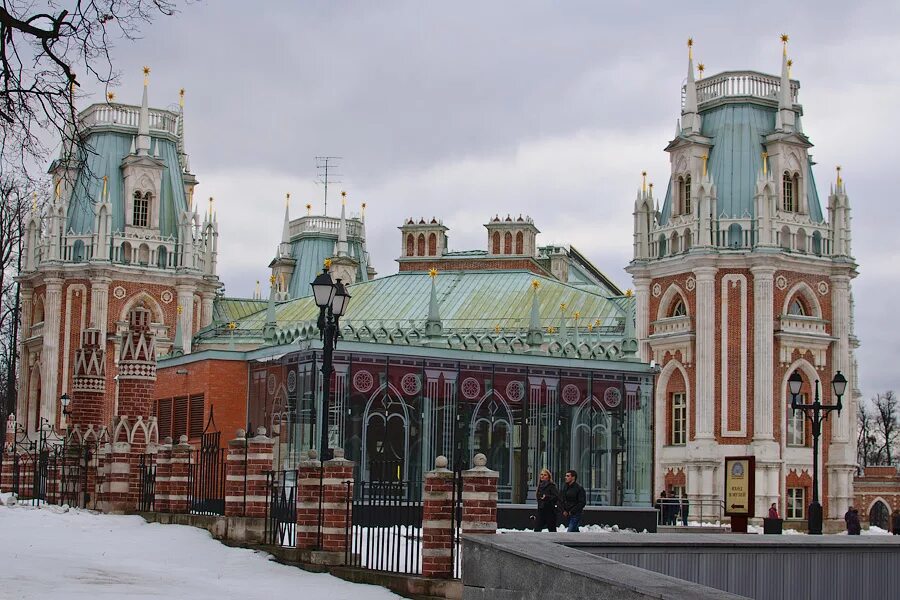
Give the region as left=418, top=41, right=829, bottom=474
left=139, top=454, right=157, bottom=512
left=265, top=470, right=297, bottom=546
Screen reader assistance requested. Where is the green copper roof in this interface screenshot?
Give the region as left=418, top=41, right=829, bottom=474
left=66, top=132, right=188, bottom=236
left=660, top=103, right=823, bottom=224
left=212, top=298, right=268, bottom=324
left=287, top=235, right=369, bottom=298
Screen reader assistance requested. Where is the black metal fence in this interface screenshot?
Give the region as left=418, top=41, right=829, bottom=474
left=346, top=480, right=424, bottom=574
left=265, top=470, right=297, bottom=546
left=139, top=453, right=157, bottom=512
left=188, top=414, right=226, bottom=515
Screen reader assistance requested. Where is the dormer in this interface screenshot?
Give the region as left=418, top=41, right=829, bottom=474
left=485, top=214, right=539, bottom=257
left=399, top=217, right=449, bottom=259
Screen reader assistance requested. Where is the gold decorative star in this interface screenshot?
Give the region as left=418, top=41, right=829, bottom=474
left=780, top=34, right=789, bottom=44
left=494, top=324, right=501, bottom=334
left=142, top=66, right=151, bottom=76
left=531, top=279, right=540, bottom=290
left=560, top=303, right=567, bottom=312
left=429, top=267, right=438, bottom=278
left=787, top=59, right=793, bottom=68
left=323, top=258, right=332, bottom=269
left=546, top=326, right=556, bottom=334
left=227, top=321, right=237, bottom=330
left=697, top=63, right=705, bottom=77
left=177, top=305, right=183, bottom=314
left=107, top=91, right=116, bottom=102
left=269, top=274, right=276, bottom=285
left=574, top=311, right=581, bottom=320
left=362, top=202, right=367, bottom=209
left=687, top=38, right=693, bottom=47
left=625, top=289, right=634, bottom=297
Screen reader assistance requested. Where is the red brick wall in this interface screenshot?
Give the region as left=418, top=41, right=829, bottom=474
left=156, top=359, right=249, bottom=446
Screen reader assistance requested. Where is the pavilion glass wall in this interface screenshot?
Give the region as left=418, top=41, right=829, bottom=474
left=247, top=350, right=653, bottom=506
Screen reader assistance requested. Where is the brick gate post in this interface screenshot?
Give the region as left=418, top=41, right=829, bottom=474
left=462, top=453, right=498, bottom=536
left=226, top=427, right=274, bottom=518
left=422, top=455, right=455, bottom=578
left=168, top=436, right=193, bottom=514
left=296, top=450, right=322, bottom=550
left=320, top=448, right=354, bottom=553
left=154, top=440, right=173, bottom=513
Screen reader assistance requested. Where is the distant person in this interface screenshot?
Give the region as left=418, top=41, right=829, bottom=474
left=680, top=491, right=689, bottom=526
left=768, top=503, right=780, bottom=519
left=655, top=490, right=667, bottom=526
left=534, top=468, right=560, bottom=532
left=892, top=509, right=900, bottom=535
left=560, top=470, right=586, bottom=532
left=845, top=506, right=861, bottom=535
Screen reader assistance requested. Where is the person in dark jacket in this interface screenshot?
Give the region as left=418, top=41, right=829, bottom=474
left=534, top=468, right=560, bottom=532
left=654, top=490, right=666, bottom=526
left=845, top=506, right=861, bottom=535
left=768, top=503, right=780, bottom=519
left=892, top=509, right=900, bottom=536
left=560, top=470, right=587, bottom=532
left=679, top=491, right=689, bottom=526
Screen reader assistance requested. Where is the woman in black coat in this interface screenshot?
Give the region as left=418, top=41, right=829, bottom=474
left=534, top=468, right=560, bottom=532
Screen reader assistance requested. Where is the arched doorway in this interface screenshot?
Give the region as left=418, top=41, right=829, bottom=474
left=870, top=500, right=890, bottom=530
left=470, top=393, right=513, bottom=501
left=571, top=398, right=612, bottom=505
left=362, top=387, right=410, bottom=483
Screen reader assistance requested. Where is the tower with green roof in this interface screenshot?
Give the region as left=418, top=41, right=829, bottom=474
left=627, top=37, right=859, bottom=528
left=16, top=69, right=221, bottom=435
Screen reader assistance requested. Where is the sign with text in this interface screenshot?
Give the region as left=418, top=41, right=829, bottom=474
left=724, top=456, right=755, bottom=518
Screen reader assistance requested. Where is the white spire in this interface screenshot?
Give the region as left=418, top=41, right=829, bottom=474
left=136, top=67, right=151, bottom=156
left=279, top=193, right=292, bottom=257
left=778, top=35, right=796, bottom=132
left=681, top=38, right=701, bottom=134
left=335, top=191, right=349, bottom=257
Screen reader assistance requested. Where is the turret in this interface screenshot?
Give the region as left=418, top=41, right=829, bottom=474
left=681, top=38, right=702, bottom=135
left=485, top=214, right=539, bottom=257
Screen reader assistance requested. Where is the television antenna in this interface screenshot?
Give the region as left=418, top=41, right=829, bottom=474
left=315, top=156, right=342, bottom=216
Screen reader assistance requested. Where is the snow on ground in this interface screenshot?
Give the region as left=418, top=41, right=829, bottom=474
left=498, top=523, right=647, bottom=534
left=0, top=494, right=402, bottom=600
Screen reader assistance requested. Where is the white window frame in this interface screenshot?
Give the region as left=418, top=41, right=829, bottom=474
left=787, top=393, right=807, bottom=447
left=787, top=487, right=805, bottom=520
left=671, top=392, right=686, bottom=446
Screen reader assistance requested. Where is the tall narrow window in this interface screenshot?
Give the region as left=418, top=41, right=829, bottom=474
left=787, top=487, right=805, bottom=519
left=428, top=232, right=437, bottom=256
left=787, top=394, right=806, bottom=446
left=793, top=173, right=801, bottom=212
left=492, top=232, right=501, bottom=254
left=133, top=191, right=150, bottom=227
left=671, top=392, right=686, bottom=445
left=684, top=174, right=692, bottom=214
left=788, top=298, right=806, bottom=316
left=417, top=234, right=425, bottom=256
left=515, top=231, right=524, bottom=254
left=677, top=176, right=685, bottom=215
left=782, top=172, right=794, bottom=212
left=503, top=231, right=512, bottom=254
left=406, top=234, right=414, bottom=257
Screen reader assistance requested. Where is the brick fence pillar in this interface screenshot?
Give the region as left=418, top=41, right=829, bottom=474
left=168, top=437, right=193, bottom=514
left=105, top=441, right=133, bottom=512
left=462, top=453, right=498, bottom=536
left=296, top=450, right=322, bottom=550
left=226, top=428, right=274, bottom=517
left=320, top=448, right=354, bottom=553
left=154, top=441, right=173, bottom=513
left=422, top=455, right=455, bottom=579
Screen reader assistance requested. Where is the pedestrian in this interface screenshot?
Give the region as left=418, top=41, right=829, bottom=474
left=534, top=468, right=560, bottom=532
left=891, top=509, right=900, bottom=536
left=768, top=503, right=780, bottom=519
left=654, top=490, right=665, bottom=526
left=663, top=490, right=676, bottom=526
left=560, top=470, right=587, bottom=532
left=844, top=506, right=861, bottom=535
left=680, top=491, right=689, bottom=526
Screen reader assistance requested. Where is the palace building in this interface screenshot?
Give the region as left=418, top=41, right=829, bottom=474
left=626, top=39, right=859, bottom=523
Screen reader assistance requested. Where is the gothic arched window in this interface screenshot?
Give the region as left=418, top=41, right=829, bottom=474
left=428, top=232, right=437, bottom=256
left=133, top=191, right=150, bottom=227
left=670, top=299, right=687, bottom=318
left=417, top=234, right=425, bottom=256
left=503, top=231, right=512, bottom=254
left=492, top=231, right=501, bottom=254
left=684, top=174, right=692, bottom=215
left=406, top=234, right=414, bottom=257
left=782, top=172, right=795, bottom=212
left=788, top=298, right=806, bottom=316
left=676, top=176, right=684, bottom=215
left=515, top=231, right=524, bottom=254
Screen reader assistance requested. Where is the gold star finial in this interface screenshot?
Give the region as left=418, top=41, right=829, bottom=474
left=285, top=192, right=290, bottom=208
left=625, top=289, right=634, bottom=297
left=641, top=171, right=647, bottom=193
left=787, top=59, right=793, bottom=77
left=836, top=165, right=842, bottom=186
left=107, top=91, right=116, bottom=102
left=574, top=311, right=580, bottom=320
left=697, top=63, right=705, bottom=78
left=306, top=203, right=312, bottom=216
left=546, top=325, right=556, bottom=334
left=531, top=279, right=540, bottom=290
left=429, top=267, right=438, bottom=279
left=269, top=274, right=276, bottom=286
left=142, top=66, right=150, bottom=86
left=494, top=324, right=501, bottom=334
left=323, top=258, right=332, bottom=269
left=781, top=33, right=789, bottom=55
left=762, top=151, right=769, bottom=176
left=588, top=323, right=594, bottom=332
left=227, top=321, right=237, bottom=331
left=560, top=303, right=567, bottom=313
left=341, top=190, right=347, bottom=206
left=687, top=37, right=693, bottom=60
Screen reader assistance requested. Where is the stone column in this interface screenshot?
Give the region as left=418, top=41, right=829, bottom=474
left=175, top=284, right=195, bottom=353
left=751, top=265, right=776, bottom=440
left=830, top=275, right=851, bottom=443
left=296, top=450, right=322, bottom=550
left=200, top=292, right=215, bottom=328
left=633, top=277, right=651, bottom=362
left=168, top=437, right=193, bottom=514
left=40, top=277, right=63, bottom=427
left=462, top=453, right=498, bottom=535
left=154, top=441, right=173, bottom=513
left=16, top=289, right=32, bottom=421
left=89, top=276, right=111, bottom=339
left=422, top=456, right=455, bottom=579
left=225, top=428, right=274, bottom=518
left=320, top=448, right=354, bottom=553
left=693, top=267, right=717, bottom=439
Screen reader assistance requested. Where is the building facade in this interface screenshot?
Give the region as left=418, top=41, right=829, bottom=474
left=627, top=41, right=860, bottom=523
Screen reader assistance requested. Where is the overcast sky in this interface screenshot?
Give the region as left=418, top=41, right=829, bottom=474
left=80, top=0, right=899, bottom=400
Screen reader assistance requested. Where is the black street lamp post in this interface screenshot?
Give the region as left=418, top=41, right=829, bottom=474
left=788, top=370, right=848, bottom=535
left=310, top=264, right=351, bottom=461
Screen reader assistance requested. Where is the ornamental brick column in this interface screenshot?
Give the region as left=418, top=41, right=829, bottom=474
left=154, top=441, right=173, bottom=513
left=462, top=453, right=498, bottom=535
left=225, top=428, right=274, bottom=518
left=70, top=328, right=106, bottom=430
left=296, top=450, right=322, bottom=550
left=105, top=441, right=133, bottom=513
left=422, top=455, right=455, bottom=579
left=320, top=448, right=354, bottom=553
left=116, top=305, right=157, bottom=422
left=168, top=437, right=193, bottom=514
